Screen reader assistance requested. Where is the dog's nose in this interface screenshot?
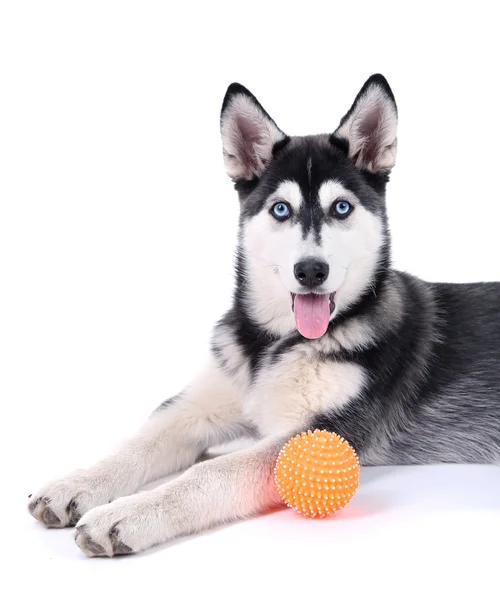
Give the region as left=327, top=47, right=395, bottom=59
left=294, top=259, right=329, bottom=288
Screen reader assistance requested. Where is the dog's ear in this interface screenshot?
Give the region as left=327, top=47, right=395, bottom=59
left=332, top=74, right=398, bottom=174
left=220, top=83, right=287, bottom=181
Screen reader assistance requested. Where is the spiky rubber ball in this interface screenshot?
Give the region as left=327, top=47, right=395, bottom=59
left=274, top=430, right=360, bottom=518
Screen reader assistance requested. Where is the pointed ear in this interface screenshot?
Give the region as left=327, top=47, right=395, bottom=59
left=220, top=83, right=287, bottom=181
left=333, top=74, right=398, bottom=174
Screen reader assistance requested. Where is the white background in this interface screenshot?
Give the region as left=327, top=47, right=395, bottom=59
left=2, top=1, right=500, bottom=598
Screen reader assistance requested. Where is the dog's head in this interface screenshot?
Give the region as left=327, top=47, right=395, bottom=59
left=220, top=75, right=397, bottom=339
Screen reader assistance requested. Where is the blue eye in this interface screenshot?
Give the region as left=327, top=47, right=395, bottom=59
left=271, top=202, right=291, bottom=221
left=333, top=199, right=353, bottom=218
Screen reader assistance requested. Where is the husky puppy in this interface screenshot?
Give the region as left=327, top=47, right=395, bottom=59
left=29, top=75, right=500, bottom=556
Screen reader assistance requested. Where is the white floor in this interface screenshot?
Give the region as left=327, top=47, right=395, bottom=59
left=12, top=462, right=500, bottom=600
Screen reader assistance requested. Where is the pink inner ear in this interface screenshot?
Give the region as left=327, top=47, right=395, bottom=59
left=233, top=114, right=265, bottom=174
left=357, top=105, right=384, bottom=166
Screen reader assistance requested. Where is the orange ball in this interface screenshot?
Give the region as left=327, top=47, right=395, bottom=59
left=274, top=429, right=360, bottom=518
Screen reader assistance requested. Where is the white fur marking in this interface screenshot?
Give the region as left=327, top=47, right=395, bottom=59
left=246, top=346, right=366, bottom=435
left=318, top=180, right=359, bottom=212
left=270, top=180, right=304, bottom=212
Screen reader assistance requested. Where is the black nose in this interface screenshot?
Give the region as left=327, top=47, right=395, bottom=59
left=294, top=259, right=329, bottom=288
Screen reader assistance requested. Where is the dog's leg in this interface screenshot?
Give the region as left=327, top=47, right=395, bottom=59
left=28, top=360, right=248, bottom=528
left=74, top=435, right=290, bottom=556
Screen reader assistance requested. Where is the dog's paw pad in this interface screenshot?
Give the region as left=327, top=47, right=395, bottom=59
left=85, top=538, right=107, bottom=556
left=28, top=496, right=63, bottom=528
left=43, top=506, right=61, bottom=526
left=74, top=524, right=134, bottom=557
left=110, top=527, right=133, bottom=555
left=75, top=525, right=108, bottom=557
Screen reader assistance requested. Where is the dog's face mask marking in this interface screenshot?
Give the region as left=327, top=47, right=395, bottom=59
left=220, top=76, right=397, bottom=339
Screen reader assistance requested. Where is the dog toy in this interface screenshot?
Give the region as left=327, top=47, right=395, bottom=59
left=274, top=429, right=360, bottom=518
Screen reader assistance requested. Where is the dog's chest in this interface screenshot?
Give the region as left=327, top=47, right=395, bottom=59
left=244, top=344, right=366, bottom=437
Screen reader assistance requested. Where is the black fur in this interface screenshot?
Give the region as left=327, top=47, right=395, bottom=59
left=156, top=395, right=181, bottom=411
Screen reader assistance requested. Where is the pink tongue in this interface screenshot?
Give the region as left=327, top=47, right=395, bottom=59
left=293, top=294, right=330, bottom=339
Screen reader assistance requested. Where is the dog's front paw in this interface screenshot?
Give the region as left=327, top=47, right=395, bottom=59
left=28, top=470, right=115, bottom=528
left=74, top=493, right=167, bottom=557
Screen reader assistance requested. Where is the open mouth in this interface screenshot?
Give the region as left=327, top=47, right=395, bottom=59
left=290, top=293, right=335, bottom=340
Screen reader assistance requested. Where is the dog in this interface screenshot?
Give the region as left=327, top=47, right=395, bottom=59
left=28, top=74, right=500, bottom=556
